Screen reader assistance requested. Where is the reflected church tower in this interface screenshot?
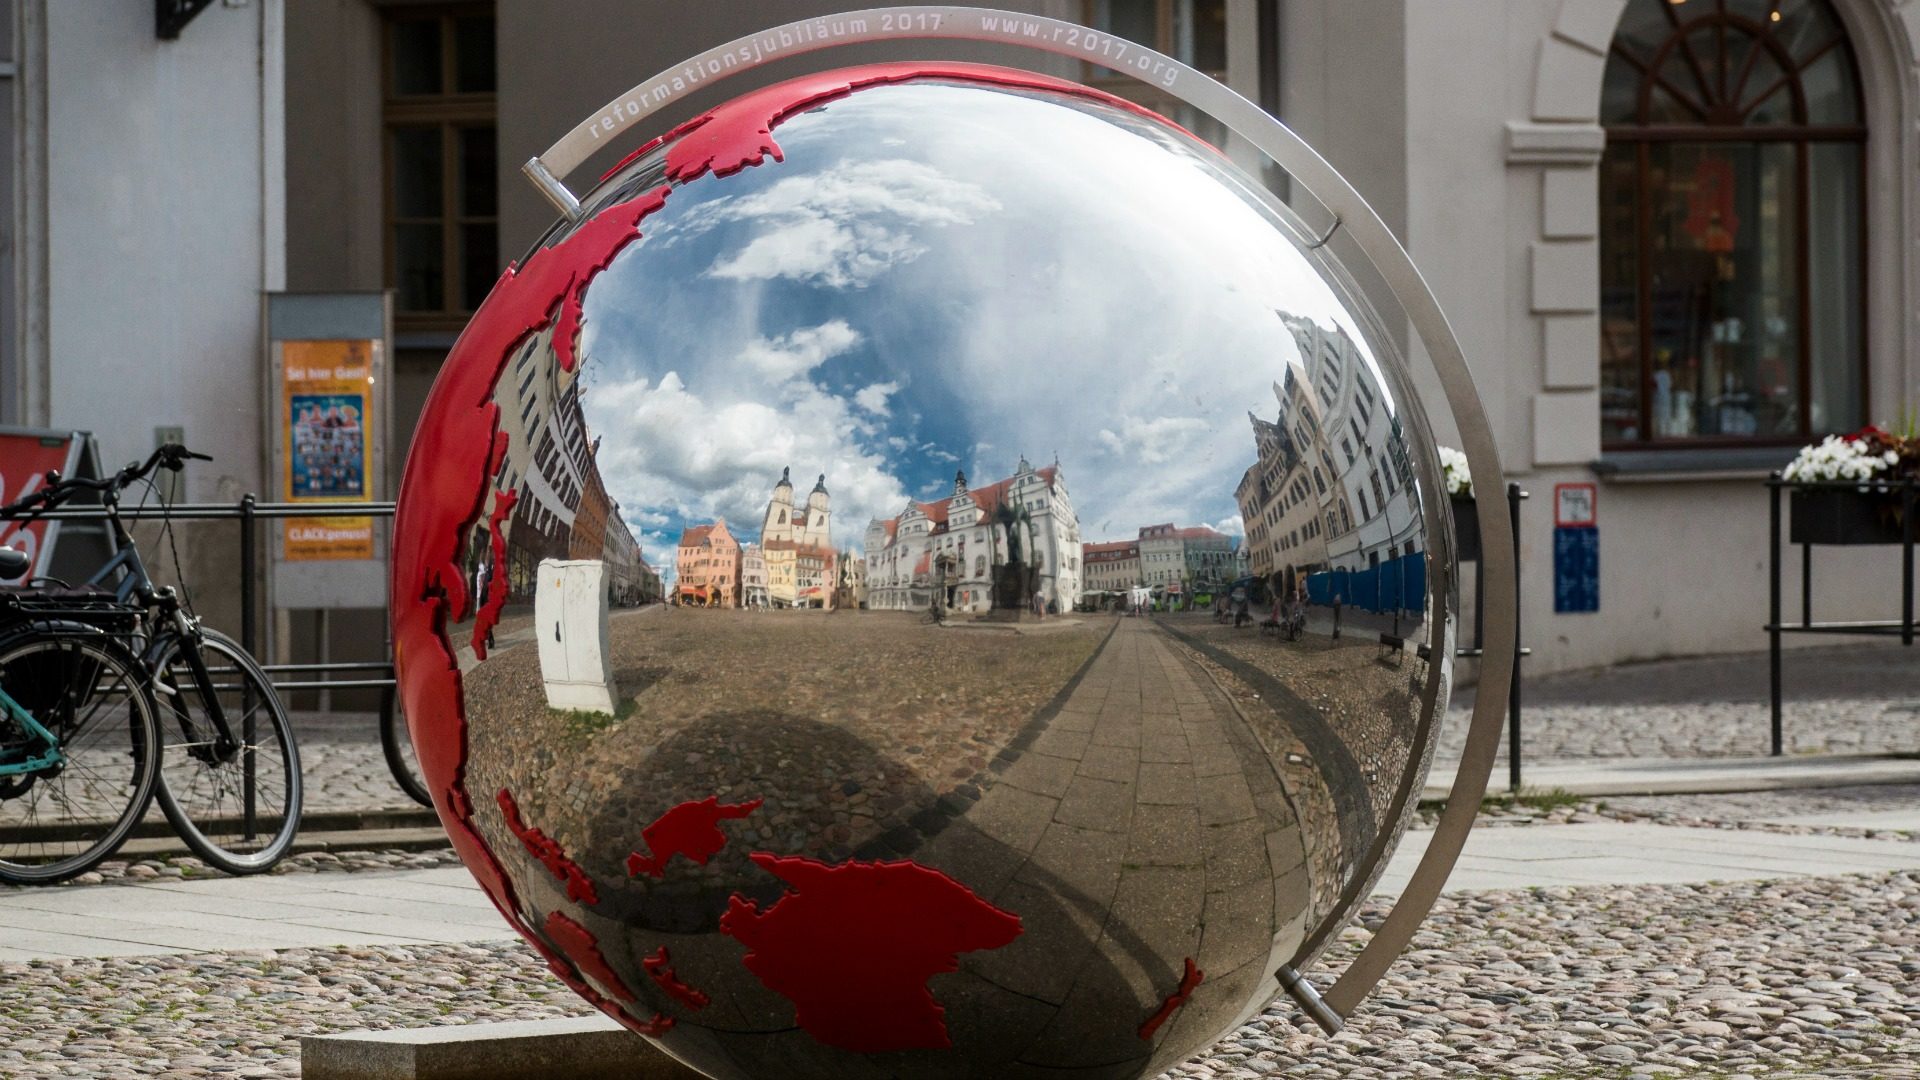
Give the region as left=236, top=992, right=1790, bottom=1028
left=761, top=467, right=796, bottom=543
left=799, top=473, right=831, bottom=549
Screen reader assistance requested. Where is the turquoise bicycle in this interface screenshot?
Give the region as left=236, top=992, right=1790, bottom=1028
left=0, top=564, right=162, bottom=883
left=1, top=444, right=302, bottom=882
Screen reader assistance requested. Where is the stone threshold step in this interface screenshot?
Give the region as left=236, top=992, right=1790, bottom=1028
left=302, top=1015, right=700, bottom=1080
left=1422, top=753, right=1920, bottom=801
left=111, top=825, right=451, bottom=861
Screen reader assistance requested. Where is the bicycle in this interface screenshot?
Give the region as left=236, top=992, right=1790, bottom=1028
left=0, top=575, right=162, bottom=884
left=0, top=444, right=302, bottom=876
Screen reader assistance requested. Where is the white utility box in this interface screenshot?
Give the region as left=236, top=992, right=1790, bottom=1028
left=534, top=558, right=619, bottom=715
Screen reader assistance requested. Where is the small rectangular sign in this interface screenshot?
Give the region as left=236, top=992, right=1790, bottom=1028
left=1555, top=482, right=1598, bottom=528
left=280, top=340, right=376, bottom=561
left=284, top=516, right=375, bottom=561
left=1553, top=526, right=1600, bottom=613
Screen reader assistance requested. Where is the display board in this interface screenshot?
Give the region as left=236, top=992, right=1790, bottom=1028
left=264, top=292, right=392, bottom=609
left=280, top=339, right=376, bottom=560
left=0, top=427, right=116, bottom=583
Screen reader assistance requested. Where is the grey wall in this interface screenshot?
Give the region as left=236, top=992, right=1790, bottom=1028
left=15, top=0, right=284, bottom=636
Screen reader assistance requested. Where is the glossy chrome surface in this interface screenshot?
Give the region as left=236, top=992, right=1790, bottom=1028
left=398, top=71, right=1459, bottom=1079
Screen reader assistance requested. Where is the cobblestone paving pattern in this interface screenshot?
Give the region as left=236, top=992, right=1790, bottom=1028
left=460, top=608, right=1104, bottom=891
left=3, top=872, right=1917, bottom=1078
left=1440, top=643, right=1920, bottom=761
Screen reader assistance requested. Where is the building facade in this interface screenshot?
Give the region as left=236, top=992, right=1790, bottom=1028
left=758, top=468, right=835, bottom=609
left=675, top=520, right=740, bottom=607
left=8, top=1, right=1911, bottom=674
left=739, top=544, right=769, bottom=609
left=1080, top=540, right=1142, bottom=598
left=1284, top=317, right=1423, bottom=574
left=864, top=461, right=1083, bottom=615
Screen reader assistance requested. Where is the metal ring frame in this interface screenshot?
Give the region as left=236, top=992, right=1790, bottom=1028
left=519, top=6, right=1518, bottom=1030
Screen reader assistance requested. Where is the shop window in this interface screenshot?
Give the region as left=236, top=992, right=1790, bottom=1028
left=1599, top=0, right=1864, bottom=446
left=1084, top=0, right=1228, bottom=146
left=384, top=4, right=498, bottom=330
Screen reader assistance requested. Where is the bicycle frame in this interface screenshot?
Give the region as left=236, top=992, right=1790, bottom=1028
left=0, top=683, right=63, bottom=776
left=74, top=484, right=241, bottom=764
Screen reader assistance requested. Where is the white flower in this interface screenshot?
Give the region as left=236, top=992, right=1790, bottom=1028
left=1784, top=433, right=1891, bottom=485
left=1437, top=446, right=1472, bottom=497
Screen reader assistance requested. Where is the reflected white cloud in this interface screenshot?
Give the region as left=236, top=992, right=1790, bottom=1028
left=573, top=80, right=1417, bottom=556
left=703, top=159, right=1000, bottom=288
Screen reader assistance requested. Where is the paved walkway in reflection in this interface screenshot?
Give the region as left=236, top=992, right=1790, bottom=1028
left=918, top=615, right=1310, bottom=1064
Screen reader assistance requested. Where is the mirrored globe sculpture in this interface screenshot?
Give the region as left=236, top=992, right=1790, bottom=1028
left=393, top=61, right=1455, bottom=1080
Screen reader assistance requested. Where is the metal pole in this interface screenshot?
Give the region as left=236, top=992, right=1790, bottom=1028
left=1769, top=477, right=1783, bottom=757
left=1903, top=479, right=1914, bottom=648
left=1507, top=482, right=1522, bottom=794
left=239, top=494, right=257, bottom=657
left=239, top=493, right=258, bottom=839
left=1800, top=539, right=1812, bottom=627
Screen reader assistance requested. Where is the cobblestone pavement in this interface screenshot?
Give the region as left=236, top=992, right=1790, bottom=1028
left=3, top=871, right=1915, bottom=1078
left=295, top=715, right=420, bottom=814
left=1440, top=643, right=1920, bottom=761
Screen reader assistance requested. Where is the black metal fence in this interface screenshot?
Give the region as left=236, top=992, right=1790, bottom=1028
left=33, top=498, right=399, bottom=696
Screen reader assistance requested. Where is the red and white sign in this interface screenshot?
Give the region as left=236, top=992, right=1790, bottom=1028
left=1554, top=482, right=1598, bottom=529
left=0, top=431, right=83, bottom=579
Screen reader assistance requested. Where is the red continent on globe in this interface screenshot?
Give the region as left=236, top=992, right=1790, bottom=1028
left=719, top=853, right=1024, bottom=1053
left=626, top=795, right=765, bottom=879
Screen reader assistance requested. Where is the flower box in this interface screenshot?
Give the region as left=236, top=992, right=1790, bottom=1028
left=1450, top=494, right=1481, bottom=562
left=1788, top=486, right=1918, bottom=546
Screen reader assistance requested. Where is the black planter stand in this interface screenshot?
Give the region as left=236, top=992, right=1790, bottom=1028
left=1768, top=475, right=1917, bottom=755
left=1450, top=494, right=1480, bottom=562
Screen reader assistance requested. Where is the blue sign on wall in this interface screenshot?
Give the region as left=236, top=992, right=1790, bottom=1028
left=1553, top=526, right=1600, bottom=613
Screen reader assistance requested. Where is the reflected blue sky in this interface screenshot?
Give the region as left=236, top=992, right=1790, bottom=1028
left=572, top=80, right=1391, bottom=565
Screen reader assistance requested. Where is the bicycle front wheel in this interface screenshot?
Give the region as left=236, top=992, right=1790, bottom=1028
left=0, top=629, right=161, bottom=885
left=152, top=628, right=302, bottom=874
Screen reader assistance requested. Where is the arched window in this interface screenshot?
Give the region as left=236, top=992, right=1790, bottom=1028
left=1599, top=0, right=1865, bottom=446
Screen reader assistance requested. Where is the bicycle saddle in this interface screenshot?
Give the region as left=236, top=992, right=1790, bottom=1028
left=0, top=547, right=27, bottom=582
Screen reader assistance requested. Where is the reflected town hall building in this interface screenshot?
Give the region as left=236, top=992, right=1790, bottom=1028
left=1239, top=317, right=1422, bottom=592
left=864, top=458, right=1083, bottom=615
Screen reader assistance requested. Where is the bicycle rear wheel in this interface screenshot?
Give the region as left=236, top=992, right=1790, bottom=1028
left=0, top=628, right=161, bottom=884
left=152, top=628, right=302, bottom=874
left=378, top=686, right=431, bottom=808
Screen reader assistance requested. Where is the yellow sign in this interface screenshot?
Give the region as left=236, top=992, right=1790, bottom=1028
left=281, top=340, right=375, bottom=561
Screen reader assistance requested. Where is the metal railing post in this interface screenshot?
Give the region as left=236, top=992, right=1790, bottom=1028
left=1904, top=479, right=1915, bottom=648
left=1507, top=482, right=1522, bottom=794
left=1769, top=477, right=1783, bottom=757
left=239, top=494, right=258, bottom=840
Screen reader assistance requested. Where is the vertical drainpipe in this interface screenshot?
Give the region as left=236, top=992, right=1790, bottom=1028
left=14, top=0, right=49, bottom=427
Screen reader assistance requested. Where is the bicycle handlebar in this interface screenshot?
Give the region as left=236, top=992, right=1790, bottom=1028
left=0, top=443, right=213, bottom=521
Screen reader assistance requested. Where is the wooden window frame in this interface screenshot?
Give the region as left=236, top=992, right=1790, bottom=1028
left=381, top=2, right=497, bottom=333
left=1600, top=0, right=1868, bottom=450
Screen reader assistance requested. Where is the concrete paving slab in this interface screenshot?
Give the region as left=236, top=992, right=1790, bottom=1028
left=1375, top=820, right=1920, bottom=897
left=1763, top=808, right=1920, bottom=830
left=0, top=928, right=196, bottom=958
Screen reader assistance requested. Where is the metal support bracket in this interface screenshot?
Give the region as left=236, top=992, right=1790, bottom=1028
left=1278, top=965, right=1344, bottom=1035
